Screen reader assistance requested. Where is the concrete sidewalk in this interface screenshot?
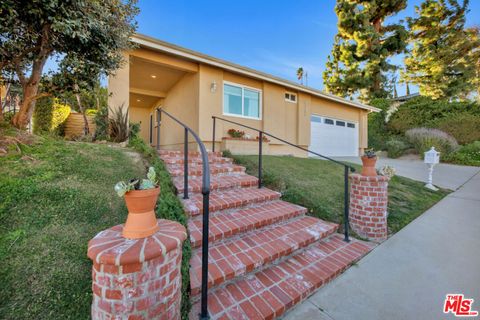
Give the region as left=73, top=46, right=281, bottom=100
left=332, top=156, right=480, bottom=190
left=284, top=172, right=480, bottom=320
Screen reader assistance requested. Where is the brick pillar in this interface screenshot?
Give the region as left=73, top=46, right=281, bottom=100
left=87, top=219, right=187, bottom=320
left=349, top=174, right=389, bottom=242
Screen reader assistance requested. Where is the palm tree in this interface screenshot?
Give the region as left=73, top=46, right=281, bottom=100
left=297, top=67, right=304, bottom=84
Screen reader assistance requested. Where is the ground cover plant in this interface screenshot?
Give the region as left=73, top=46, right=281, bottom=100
left=0, top=127, right=190, bottom=319
left=127, top=136, right=192, bottom=320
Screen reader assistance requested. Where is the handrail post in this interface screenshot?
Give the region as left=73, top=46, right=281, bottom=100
left=200, top=190, right=210, bottom=320
left=258, top=132, right=263, bottom=188
left=184, top=128, right=189, bottom=199
left=343, top=166, right=350, bottom=242
left=212, top=117, right=216, bottom=153
left=156, top=108, right=161, bottom=151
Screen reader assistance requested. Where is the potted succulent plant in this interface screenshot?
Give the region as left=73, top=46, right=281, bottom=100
left=114, top=167, right=160, bottom=239
left=361, top=148, right=377, bottom=176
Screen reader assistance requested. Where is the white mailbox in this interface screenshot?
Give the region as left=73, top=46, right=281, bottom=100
left=424, top=147, right=440, bottom=191
left=424, top=147, right=440, bottom=165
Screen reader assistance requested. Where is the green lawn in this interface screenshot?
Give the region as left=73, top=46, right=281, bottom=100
left=0, top=136, right=146, bottom=318
left=231, top=155, right=449, bottom=234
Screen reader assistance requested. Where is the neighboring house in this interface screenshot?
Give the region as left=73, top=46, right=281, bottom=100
left=108, top=33, right=380, bottom=157
left=392, top=92, right=420, bottom=103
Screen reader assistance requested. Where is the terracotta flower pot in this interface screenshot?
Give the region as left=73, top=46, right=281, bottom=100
left=361, top=156, right=377, bottom=177
left=122, top=187, right=160, bottom=239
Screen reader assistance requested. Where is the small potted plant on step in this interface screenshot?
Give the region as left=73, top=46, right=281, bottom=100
left=361, top=148, right=377, bottom=176
left=114, top=167, right=160, bottom=239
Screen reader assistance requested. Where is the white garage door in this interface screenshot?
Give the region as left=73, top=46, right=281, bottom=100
left=309, top=115, right=359, bottom=157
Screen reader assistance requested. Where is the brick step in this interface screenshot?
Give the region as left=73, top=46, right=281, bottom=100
left=174, top=174, right=259, bottom=194
left=190, top=234, right=374, bottom=319
left=166, top=162, right=245, bottom=177
left=158, top=150, right=222, bottom=157
left=189, top=216, right=338, bottom=296
left=188, top=200, right=307, bottom=248
left=159, top=154, right=233, bottom=165
left=182, top=188, right=281, bottom=217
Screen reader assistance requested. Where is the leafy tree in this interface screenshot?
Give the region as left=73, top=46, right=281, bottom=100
left=323, top=0, right=408, bottom=102
left=402, top=0, right=480, bottom=100
left=48, top=55, right=110, bottom=135
left=0, top=0, right=138, bottom=129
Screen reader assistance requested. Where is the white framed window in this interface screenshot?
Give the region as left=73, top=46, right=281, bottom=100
left=223, top=82, right=262, bottom=119
left=324, top=118, right=334, bottom=125
left=285, top=92, right=297, bottom=103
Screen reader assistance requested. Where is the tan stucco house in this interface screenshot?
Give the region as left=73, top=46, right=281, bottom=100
left=108, top=33, right=379, bottom=157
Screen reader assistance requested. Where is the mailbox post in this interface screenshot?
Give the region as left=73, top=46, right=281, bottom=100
left=424, top=147, right=440, bottom=191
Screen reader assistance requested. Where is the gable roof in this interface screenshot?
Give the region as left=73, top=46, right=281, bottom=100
left=132, top=33, right=380, bottom=113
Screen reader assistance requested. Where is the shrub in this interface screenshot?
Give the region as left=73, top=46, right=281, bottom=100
left=405, top=128, right=459, bottom=157
left=388, top=96, right=480, bottom=134
left=386, top=138, right=408, bottom=158
left=85, top=109, right=97, bottom=116
left=94, top=105, right=109, bottom=140
left=109, top=104, right=129, bottom=142
left=129, top=122, right=141, bottom=139
left=443, top=141, right=480, bottom=166
left=368, top=98, right=391, bottom=150
left=227, top=128, right=245, bottom=138
left=33, top=97, right=71, bottom=135
left=427, top=113, right=480, bottom=145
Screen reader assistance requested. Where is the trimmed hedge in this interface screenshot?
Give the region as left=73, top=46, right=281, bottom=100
left=386, top=138, right=409, bottom=158
left=427, top=113, right=480, bottom=145
left=368, top=98, right=391, bottom=150
left=388, top=97, right=480, bottom=135
left=33, top=97, right=71, bottom=135
left=127, top=136, right=191, bottom=320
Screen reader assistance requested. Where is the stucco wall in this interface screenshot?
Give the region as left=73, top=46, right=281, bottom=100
left=113, top=48, right=370, bottom=155
left=197, top=65, right=368, bottom=154
left=130, top=106, right=151, bottom=143
left=108, top=52, right=130, bottom=117
left=160, top=72, right=199, bottom=149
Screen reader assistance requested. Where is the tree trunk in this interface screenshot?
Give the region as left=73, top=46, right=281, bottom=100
left=11, top=54, right=49, bottom=129
left=12, top=83, right=39, bottom=129
left=75, top=89, right=90, bottom=135
left=0, top=92, right=3, bottom=122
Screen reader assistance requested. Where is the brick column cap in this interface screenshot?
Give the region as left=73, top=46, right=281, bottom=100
left=87, top=219, right=186, bottom=266
left=349, top=173, right=390, bottom=182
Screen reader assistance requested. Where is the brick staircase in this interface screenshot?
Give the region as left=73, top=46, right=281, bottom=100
left=159, top=150, right=374, bottom=319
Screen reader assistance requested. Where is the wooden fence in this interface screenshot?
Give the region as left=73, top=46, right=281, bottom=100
left=64, top=112, right=96, bottom=139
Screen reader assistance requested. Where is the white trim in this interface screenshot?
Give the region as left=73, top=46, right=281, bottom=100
left=285, top=91, right=297, bottom=103
left=311, top=114, right=359, bottom=126
left=131, top=34, right=381, bottom=113
left=222, top=81, right=262, bottom=120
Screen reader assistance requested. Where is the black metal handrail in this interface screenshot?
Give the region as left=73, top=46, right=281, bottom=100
left=212, top=115, right=355, bottom=242
left=156, top=108, right=211, bottom=320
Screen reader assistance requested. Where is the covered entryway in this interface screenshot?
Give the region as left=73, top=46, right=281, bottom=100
left=309, top=115, right=359, bottom=157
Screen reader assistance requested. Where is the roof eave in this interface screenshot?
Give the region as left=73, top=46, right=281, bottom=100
left=130, top=34, right=381, bottom=113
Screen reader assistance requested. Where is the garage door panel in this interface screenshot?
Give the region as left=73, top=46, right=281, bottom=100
left=309, top=115, right=358, bottom=157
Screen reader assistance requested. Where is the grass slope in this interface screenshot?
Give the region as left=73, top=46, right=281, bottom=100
left=231, top=155, right=449, bottom=234
left=0, top=137, right=146, bottom=319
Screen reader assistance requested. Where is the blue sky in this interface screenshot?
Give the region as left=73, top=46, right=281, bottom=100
left=135, top=0, right=480, bottom=96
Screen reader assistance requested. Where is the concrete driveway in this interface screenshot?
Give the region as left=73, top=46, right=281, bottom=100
left=283, top=171, right=480, bottom=320
left=333, top=156, right=480, bottom=190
